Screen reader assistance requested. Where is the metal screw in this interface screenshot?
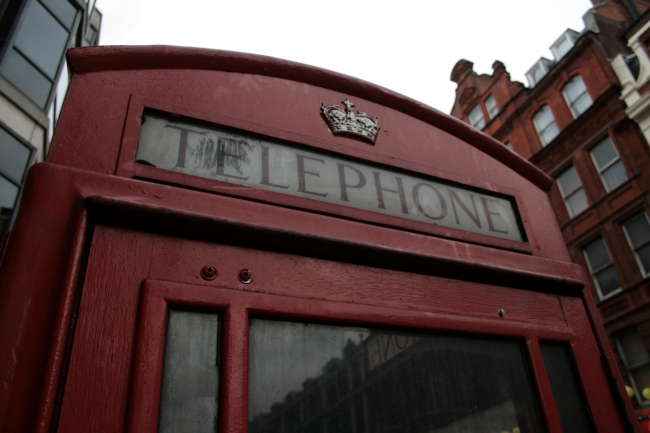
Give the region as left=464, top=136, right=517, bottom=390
left=498, top=308, right=505, bottom=318
left=200, top=266, right=217, bottom=281
left=238, top=269, right=252, bottom=284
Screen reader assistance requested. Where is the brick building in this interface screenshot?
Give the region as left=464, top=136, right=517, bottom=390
left=450, top=0, right=650, bottom=410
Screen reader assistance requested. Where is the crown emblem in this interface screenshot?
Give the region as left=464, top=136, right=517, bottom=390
left=321, top=99, right=379, bottom=143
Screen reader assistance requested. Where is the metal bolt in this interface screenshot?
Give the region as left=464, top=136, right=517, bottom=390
left=238, top=269, right=252, bottom=284
left=498, top=308, right=505, bottom=318
left=200, top=265, right=217, bottom=281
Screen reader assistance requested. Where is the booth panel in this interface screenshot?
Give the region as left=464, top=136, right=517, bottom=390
left=55, top=224, right=621, bottom=433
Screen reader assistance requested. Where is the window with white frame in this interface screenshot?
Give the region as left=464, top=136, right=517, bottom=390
left=562, top=75, right=592, bottom=118
left=468, top=104, right=485, bottom=130
left=623, top=212, right=650, bottom=277
left=526, top=58, right=553, bottom=87
left=532, top=105, right=559, bottom=146
left=557, top=165, right=588, bottom=217
left=550, top=30, right=578, bottom=60
left=590, top=137, right=627, bottom=192
left=616, top=327, right=650, bottom=406
left=485, top=95, right=498, bottom=119
left=583, top=237, right=621, bottom=299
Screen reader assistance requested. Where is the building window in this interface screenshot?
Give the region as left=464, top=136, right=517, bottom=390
left=562, top=75, right=592, bottom=118
left=485, top=95, right=498, bottom=119
left=557, top=165, right=588, bottom=217
left=590, top=137, right=627, bottom=192
left=622, top=213, right=650, bottom=277
left=526, top=58, right=553, bottom=87
left=468, top=104, right=485, bottom=130
left=0, top=124, right=35, bottom=237
left=616, top=327, right=650, bottom=406
left=583, top=237, right=621, bottom=299
left=504, top=141, right=512, bottom=150
left=532, top=105, right=559, bottom=146
left=550, top=30, right=579, bottom=60
left=0, top=0, right=80, bottom=108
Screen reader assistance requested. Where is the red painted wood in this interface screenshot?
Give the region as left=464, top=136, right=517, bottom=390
left=525, top=337, right=564, bottom=433
left=560, top=295, right=630, bottom=432
left=148, top=235, right=566, bottom=327
left=0, top=166, right=85, bottom=433
left=57, top=226, right=154, bottom=433
left=65, top=46, right=551, bottom=191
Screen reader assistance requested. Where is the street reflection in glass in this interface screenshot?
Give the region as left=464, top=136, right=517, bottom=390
left=248, top=319, right=542, bottom=433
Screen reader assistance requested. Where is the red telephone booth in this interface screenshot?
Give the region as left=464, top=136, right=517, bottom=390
left=0, top=46, right=640, bottom=433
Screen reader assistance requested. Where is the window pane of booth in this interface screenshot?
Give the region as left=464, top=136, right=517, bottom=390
left=159, top=310, right=220, bottom=433
left=248, top=319, right=543, bottom=433
left=540, top=342, right=592, bottom=433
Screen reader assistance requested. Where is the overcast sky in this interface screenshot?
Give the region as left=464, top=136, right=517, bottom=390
left=97, top=0, right=594, bottom=114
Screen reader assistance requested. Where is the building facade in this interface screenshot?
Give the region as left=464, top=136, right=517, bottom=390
left=450, top=0, right=650, bottom=411
left=0, top=0, right=101, bottom=238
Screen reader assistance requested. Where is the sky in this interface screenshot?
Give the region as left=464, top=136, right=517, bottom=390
left=96, top=0, right=594, bottom=114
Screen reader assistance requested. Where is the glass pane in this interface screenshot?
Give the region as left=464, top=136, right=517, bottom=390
left=0, top=126, right=32, bottom=182
left=40, top=0, right=77, bottom=29
left=0, top=49, right=53, bottom=108
left=637, top=244, right=650, bottom=276
left=623, top=213, right=650, bottom=250
left=532, top=65, right=545, bottom=82
left=469, top=105, right=485, bottom=129
left=555, top=36, right=573, bottom=58
left=584, top=238, right=611, bottom=271
left=591, top=138, right=618, bottom=170
left=14, top=0, right=69, bottom=79
left=85, top=25, right=97, bottom=46
left=595, top=266, right=620, bottom=297
left=602, top=160, right=627, bottom=191
left=540, top=342, right=592, bottom=433
left=0, top=175, right=19, bottom=209
left=540, top=122, right=559, bottom=145
left=618, top=328, right=649, bottom=367
left=563, top=77, right=585, bottom=101
left=567, top=189, right=588, bottom=217
left=631, top=365, right=650, bottom=401
left=533, top=106, right=553, bottom=130
left=249, top=319, right=543, bottom=433
left=571, top=92, right=592, bottom=117
left=159, top=310, right=219, bottom=433
left=557, top=166, right=581, bottom=197
left=485, top=95, right=498, bottom=118
left=54, top=59, right=69, bottom=121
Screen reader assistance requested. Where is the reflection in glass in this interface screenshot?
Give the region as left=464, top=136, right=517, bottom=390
left=540, top=342, right=593, bottom=433
left=159, top=310, right=219, bottom=433
left=0, top=49, right=52, bottom=108
left=0, top=127, right=32, bottom=183
left=14, top=0, right=69, bottom=79
left=248, top=319, right=543, bottom=433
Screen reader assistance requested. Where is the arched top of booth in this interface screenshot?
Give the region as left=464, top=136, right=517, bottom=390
left=64, top=45, right=552, bottom=192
